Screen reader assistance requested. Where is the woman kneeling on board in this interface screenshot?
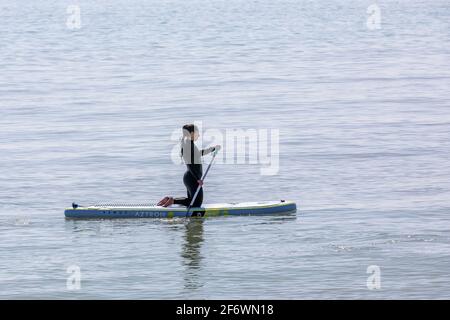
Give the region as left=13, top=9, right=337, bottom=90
left=158, top=124, right=221, bottom=208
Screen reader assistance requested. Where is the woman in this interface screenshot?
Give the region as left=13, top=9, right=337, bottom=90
left=158, top=124, right=221, bottom=208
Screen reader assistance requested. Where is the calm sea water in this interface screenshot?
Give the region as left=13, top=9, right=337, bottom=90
left=1, top=0, right=450, bottom=299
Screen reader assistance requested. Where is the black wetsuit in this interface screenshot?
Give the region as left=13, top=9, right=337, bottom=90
left=173, top=139, right=216, bottom=208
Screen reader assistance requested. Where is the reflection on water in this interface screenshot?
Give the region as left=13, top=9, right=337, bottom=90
left=64, top=218, right=132, bottom=237
left=181, top=218, right=205, bottom=292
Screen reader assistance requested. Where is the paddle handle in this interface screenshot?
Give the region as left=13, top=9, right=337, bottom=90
left=186, top=149, right=218, bottom=217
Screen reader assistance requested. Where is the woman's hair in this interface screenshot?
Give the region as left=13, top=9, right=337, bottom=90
left=180, top=124, right=198, bottom=158
left=182, top=124, right=198, bottom=138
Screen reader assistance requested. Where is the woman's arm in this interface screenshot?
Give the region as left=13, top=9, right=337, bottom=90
left=201, top=145, right=221, bottom=156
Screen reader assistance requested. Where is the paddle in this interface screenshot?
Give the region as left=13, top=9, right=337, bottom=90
left=185, top=148, right=219, bottom=218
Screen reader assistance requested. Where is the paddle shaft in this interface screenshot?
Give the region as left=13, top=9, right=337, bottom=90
left=186, top=150, right=218, bottom=217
